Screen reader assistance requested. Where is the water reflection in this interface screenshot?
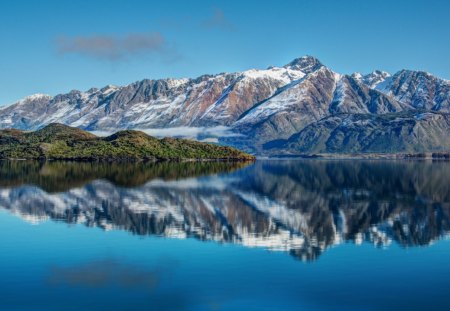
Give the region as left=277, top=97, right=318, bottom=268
left=0, top=160, right=449, bottom=261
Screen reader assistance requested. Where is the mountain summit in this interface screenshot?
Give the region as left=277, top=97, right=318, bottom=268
left=283, top=55, right=324, bottom=73
left=1, top=56, right=449, bottom=155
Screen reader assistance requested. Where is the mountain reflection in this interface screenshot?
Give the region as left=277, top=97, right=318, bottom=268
left=0, top=160, right=449, bottom=261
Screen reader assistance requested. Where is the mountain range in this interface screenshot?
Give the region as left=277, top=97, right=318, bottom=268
left=1, top=56, right=449, bottom=155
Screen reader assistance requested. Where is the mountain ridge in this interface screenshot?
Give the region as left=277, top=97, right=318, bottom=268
left=1, top=56, right=449, bottom=154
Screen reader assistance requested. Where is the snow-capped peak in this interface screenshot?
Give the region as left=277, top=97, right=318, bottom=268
left=165, top=78, right=190, bottom=88
left=351, top=72, right=363, bottom=80
left=23, top=93, right=52, bottom=101
left=99, top=84, right=120, bottom=96
left=283, top=55, right=324, bottom=74
left=9, top=93, right=52, bottom=108
left=241, top=66, right=305, bottom=83
left=0, top=93, right=53, bottom=113
left=362, top=70, right=391, bottom=88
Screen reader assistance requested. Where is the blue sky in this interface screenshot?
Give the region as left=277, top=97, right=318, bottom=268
left=0, top=0, right=449, bottom=105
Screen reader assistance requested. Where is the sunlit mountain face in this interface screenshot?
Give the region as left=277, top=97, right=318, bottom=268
left=0, top=160, right=449, bottom=261
left=2, top=56, right=450, bottom=155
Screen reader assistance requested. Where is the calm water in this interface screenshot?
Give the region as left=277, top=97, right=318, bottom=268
left=0, top=160, right=449, bottom=311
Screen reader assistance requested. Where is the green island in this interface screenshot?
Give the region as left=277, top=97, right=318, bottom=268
left=0, top=123, right=255, bottom=162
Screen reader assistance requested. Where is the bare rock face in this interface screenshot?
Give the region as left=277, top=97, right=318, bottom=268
left=330, top=75, right=408, bottom=114
left=375, top=70, right=450, bottom=112
left=0, top=55, right=449, bottom=154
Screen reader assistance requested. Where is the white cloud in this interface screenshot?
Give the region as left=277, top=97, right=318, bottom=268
left=90, top=126, right=242, bottom=141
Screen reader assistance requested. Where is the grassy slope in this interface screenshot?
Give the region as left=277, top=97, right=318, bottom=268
left=0, top=123, right=255, bottom=161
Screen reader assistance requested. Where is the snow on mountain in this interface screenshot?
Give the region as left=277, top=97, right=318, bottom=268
left=0, top=55, right=449, bottom=154
left=231, top=66, right=342, bottom=146
left=373, top=70, right=450, bottom=112
left=329, top=74, right=406, bottom=114
left=0, top=56, right=323, bottom=133
left=362, top=70, right=391, bottom=88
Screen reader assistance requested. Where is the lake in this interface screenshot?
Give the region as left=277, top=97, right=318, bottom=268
left=0, top=159, right=449, bottom=311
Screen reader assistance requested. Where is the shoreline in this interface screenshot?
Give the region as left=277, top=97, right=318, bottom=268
left=3, top=154, right=450, bottom=162
left=0, top=157, right=256, bottom=162
left=265, top=152, right=450, bottom=160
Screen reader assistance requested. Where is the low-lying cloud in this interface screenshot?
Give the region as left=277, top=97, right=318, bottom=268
left=140, top=126, right=241, bottom=139
left=56, top=32, right=178, bottom=62
left=91, top=126, right=242, bottom=141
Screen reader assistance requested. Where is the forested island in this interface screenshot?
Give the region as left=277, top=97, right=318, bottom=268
left=0, top=123, right=255, bottom=162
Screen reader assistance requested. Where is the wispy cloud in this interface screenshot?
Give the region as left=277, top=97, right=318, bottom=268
left=139, top=126, right=241, bottom=139
left=55, top=32, right=180, bottom=62
left=90, top=126, right=243, bottom=141
left=202, top=8, right=236, bottom=31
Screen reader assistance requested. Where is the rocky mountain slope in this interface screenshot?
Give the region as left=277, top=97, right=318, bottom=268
left=1, top=56, right=449, bottom=154
left=265, top=111, right=450, bottom=154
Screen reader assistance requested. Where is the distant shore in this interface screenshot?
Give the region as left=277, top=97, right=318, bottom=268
left=267, top=152, right=450, bottom=160
left=0, top=157, right=255, bottom=162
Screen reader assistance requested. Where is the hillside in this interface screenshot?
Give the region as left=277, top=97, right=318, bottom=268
left=0, top=123, right=255, bottom=161
left=263, top=111, right=450, bottom=155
